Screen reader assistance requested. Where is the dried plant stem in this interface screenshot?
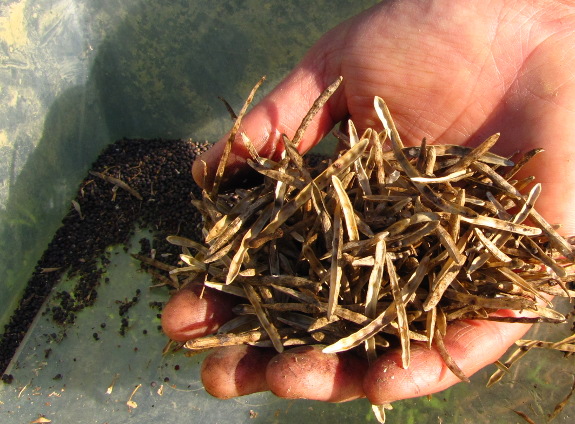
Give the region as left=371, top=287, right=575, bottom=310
left=211, top=76, right=266, bottom=196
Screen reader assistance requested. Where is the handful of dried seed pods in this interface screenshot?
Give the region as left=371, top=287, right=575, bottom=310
left=163, top=78, right=575, bottom=422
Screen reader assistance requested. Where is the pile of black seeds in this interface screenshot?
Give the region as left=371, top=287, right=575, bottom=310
left=0, top=138, right=210, bottom=374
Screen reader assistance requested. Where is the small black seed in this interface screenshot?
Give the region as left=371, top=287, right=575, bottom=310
left=1, top=374, right=14, bottom=384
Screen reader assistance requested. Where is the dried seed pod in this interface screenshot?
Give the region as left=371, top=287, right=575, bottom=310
left=149, top=78, right=575, bottom=424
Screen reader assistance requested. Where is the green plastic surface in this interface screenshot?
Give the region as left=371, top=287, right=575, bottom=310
left=1, top=1, right=574, bottom=423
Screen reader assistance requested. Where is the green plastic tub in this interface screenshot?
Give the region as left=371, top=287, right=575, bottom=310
left=1, top=1, right=574, bottom=423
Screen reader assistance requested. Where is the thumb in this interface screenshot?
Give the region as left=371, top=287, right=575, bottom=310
left=191, top=66, right=345, bottom=188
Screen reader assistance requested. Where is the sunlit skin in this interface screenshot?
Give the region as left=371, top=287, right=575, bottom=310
left=164, top=0, right=575, bottom=405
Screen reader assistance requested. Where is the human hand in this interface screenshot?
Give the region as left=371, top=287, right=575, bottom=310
left=163, top=0, right=575, bottom=405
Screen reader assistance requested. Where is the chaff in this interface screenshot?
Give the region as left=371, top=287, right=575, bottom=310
left=89, top=171, right=143, bottom=200
left=144, top=78, right=575, bottom=424
left=211, top=76, right=266, bottom=196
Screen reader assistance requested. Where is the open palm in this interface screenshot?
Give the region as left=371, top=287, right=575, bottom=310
left=165, top=0, right=575, bottom=405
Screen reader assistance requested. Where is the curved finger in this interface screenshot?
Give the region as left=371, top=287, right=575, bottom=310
left=192, top=75, right=338, bottom=188
left=265, top=345, right=368, bottom=402
left=161, top=284, right=239, bottom=342
left=363, top=316, right=532, bottom=404
left=201, top=345, right=275, bottom=398
left=191, top=43, right=352, bottom=189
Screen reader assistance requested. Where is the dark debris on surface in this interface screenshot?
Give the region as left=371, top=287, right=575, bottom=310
left=0, top=138, right=210, bottom=373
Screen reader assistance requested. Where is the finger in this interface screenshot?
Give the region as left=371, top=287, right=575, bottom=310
left=201, top=345, right=275, bottom=398
left=161, top=285, right=239, bottom=342
left=265, top=345, right=368, bottom=402
left=363, top=316, right=532, bottom=404
left=191, top=50, right=347, bottom=188
left=191, top=71, right=337, bottom=188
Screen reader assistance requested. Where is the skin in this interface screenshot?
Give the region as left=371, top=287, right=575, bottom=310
left=164, top=0, right=575, bottom=406
left=161, top=285, right=238, bottom=342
